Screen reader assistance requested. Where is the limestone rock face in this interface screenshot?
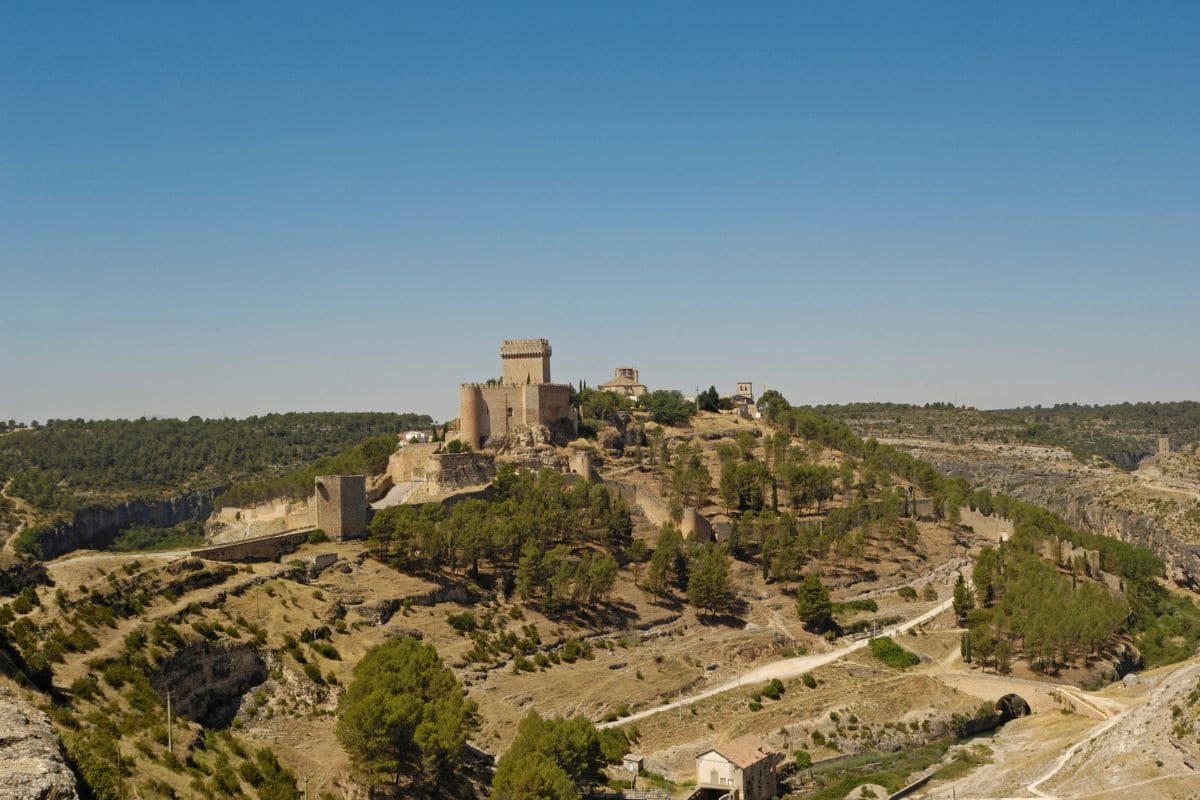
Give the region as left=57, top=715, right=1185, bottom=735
left=0, top=687, right=80, bottom=800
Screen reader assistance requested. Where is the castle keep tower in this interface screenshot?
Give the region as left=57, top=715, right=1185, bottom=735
left=458, top=339, right=577, bottom=449
left=500, top=338, right=552, bottom=385
left=314, top=475, right=366, bottom=540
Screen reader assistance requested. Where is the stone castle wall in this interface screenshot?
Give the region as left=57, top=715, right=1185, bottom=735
left=208, top=498, right=314, bottom=543
left=191, top=528, right=312, bottom=562
left=459, top=382, right=575, bottom=449
left=388, top=446, right=497, bottom=494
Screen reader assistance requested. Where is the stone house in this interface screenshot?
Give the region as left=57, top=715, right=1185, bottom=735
left=694, top=735, right=778, bottom=800
left=599, top=366, right=649, bottom=397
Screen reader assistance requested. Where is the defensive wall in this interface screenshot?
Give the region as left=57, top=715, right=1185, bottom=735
left=208, top=497, right=314, bottom=543
left=459, top=382, right=575, bottom=449
left=389, top=445, right=497, bottom=494
left=604, top=479, right=672, bottom=528
left=191, top=528, right=314, bottom=562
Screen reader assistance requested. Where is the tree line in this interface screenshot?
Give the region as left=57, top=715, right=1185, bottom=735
left=0, top=412, right=431, bottom=514
left=214, top=433, right=399, bottom=509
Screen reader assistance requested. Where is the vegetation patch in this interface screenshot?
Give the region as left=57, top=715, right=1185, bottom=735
left=869, top=636, right=921, bottom=669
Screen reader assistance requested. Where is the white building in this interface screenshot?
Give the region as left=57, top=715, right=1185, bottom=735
left=695, top=735, right=778, bottom=800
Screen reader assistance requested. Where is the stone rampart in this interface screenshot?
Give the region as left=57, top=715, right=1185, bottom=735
left=604, top=479, right=672, bottom=528
left=191, top=529, right=313, bottom=562
left=208, top=497, right=314, bottom=543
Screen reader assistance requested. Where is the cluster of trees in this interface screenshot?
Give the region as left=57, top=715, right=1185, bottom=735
left=696, top=385, right=736, bottom=412
left=215, top=433, right=398, bottom=508
left=490, top=711, right=629, bottom=800
left=336, top=637, right=479, bottom=790
left=641, top=524, right=737, bottom=614
left=663, top=440, right=713, bottom=508
left=516, top=546, right=619, bottom=611
left=722, top=492, right=917, bottom=584
left=0, top=412, right=430, bottom=513
left=636, top=390, right=696, bottom=425
left=368, top=468, right=633, bottom=607
left=959, top=545, right=1128, bottom=673
left=336, top=637, right=631, bottom=798
left=575, top=388, right=634, bottom=424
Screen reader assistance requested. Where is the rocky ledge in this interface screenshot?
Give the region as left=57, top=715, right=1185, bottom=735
left=0, top=687, right=79, bottom=800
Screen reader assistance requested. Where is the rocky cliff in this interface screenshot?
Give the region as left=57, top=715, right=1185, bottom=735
left=0, top=687, right=80, bottom=800
left=151, top=641, right=267, bottom=729
left=35, top=487, right=225, bottom=559
left=929, top=455, right=1200, bottom=590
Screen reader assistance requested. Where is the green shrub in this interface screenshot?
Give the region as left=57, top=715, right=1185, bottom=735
left=447, top=612, right=477, bottom=633
left=869, top=636, right=921, bottom=669
left=309, top=641, right=340, bottom=661
left=301, top=662, right=325, bottom=684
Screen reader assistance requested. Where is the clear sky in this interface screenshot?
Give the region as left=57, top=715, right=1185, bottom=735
left=2, top=3, right=1197, bottom=423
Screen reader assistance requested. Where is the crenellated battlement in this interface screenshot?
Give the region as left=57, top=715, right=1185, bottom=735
left=500, top=338, right=552, bottom=357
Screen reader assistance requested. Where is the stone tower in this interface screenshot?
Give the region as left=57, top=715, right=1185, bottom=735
left=457, top=338, right=576, bottom=450
left=500, top=338, right=552, bottom=385
left=314, top=475, right=366, bottom=540
left=1159, top=436, right=1170, bottom=456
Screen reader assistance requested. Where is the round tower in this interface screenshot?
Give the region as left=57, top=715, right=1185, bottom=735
left=459, top=383, right=480, bottom=449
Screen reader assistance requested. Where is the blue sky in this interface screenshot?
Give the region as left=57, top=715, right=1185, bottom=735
left=2, top=3, right=1197, bottom=422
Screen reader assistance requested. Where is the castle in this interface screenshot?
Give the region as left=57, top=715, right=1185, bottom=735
left=457, top=339, right=577, bottom=449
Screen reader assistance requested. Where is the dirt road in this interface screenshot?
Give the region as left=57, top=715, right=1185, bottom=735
left=599, top=597, right=953, bottom=729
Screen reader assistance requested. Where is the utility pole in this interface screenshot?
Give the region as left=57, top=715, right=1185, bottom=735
left=166, top=688, right=173, bottom=755
left=116, top=746, right=123, bottom=799
left=303, top=769, right=316, bottom=800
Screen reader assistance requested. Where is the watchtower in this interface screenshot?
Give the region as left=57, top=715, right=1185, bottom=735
left=500, top=338, right=552, bottom=385
left=1159, top=436, right=1170, bottom=456
left=314, top=475, right=366, bottom=540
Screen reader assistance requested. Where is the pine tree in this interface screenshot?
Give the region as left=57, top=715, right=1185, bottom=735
left=795, top=573, right=833, bottom=632
left=687, top=545, right=735, bottom=614
left=952, top=573, right=974, bottom=622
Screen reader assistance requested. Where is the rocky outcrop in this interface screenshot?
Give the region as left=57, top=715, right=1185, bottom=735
left=34, top=487, right=225, bottom=559
left=0, top=687, right=80, bottom=800
left=151, top=641, right=266, bottom=728
left=0, top=556, right=49, bottom=598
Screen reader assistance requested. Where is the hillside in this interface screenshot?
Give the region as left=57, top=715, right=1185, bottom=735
left=5, top=399, right=1197, bottom=799
left=819, top=403, right=1200, bottom=590
left=0, top=412, right=433, bottom=548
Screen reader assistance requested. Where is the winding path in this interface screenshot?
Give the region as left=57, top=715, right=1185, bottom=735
left=599, top=597, right=953, bottom=729
left=1024, top=662, right=1200, bottom=799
